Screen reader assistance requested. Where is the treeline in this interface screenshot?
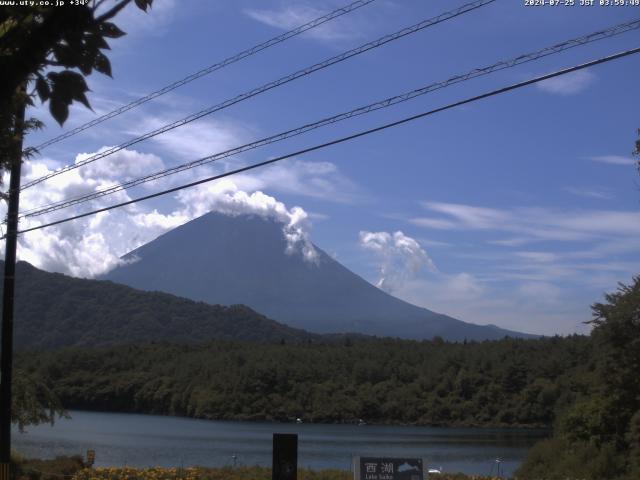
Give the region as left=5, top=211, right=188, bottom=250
left=18, top=335, right=591, bottom=428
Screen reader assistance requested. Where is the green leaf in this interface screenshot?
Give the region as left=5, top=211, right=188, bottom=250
left=86, top=34, right=110, bottom=50
left=135, top=0, right=153, bottom=11
left=93, top=51, right=112, bottom=77
left=47, top=70, right=92, bottom=121
left=49, top=70, right=89, bottom=101
left=36, top=75, right=51, bottom=103
left=58, top=70, right=89, bottom=90
left=49, top=98, right=69, bottom=125
left=99, top=21, right=126, bottom=39
left=56, top=47, right=94, bottom=76
left=78, top=51, right=95, bottom=76
left=73, top=90, right=92, bottom=110
left=52, top=44, right=81, bottom=68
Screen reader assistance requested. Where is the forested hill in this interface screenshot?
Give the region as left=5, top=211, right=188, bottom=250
left=2, top=261, right=320, bottom=350
left=18, top=335, right=591, bottom=427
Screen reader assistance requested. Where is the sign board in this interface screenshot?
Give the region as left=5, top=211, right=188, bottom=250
left=353, top=457, right=425, bottom=480
left=272, top=433, right=297, bottom=480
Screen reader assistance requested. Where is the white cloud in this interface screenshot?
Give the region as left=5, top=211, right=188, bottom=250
left=488, top=237, right=530, bottom=247
left=420, top=202, right=509, bottom=229
left=359, top=230, right=436, bottom=293
left=550, top=210, right=640, bottom=237
left=417, top=238, right=451, bottom=248
left=231, top=159, right=364, bottom=204
left=396, top=272, right=486, bottom=313
left=570, top=237, right=640, bottom=259
left=589, top=155, right=636, bottom=166
left=393, top=273, right=587, bottom=336
left=8, top=146, right=329, bottom=277
left=564, top=186, right=612, bottom=200
left=75, top=147, right=165, bottom=182
left=409, top=217, right=458, bottom=230
left=399, top=200, right=640, bottom=333
left=176, top=179, right=318, bottom=264
left=26, top=93, right=252, bottom=182
left=413, top=201, right=640, bottom=242
left=126, top=116, right=248, bottom=161
left=10, top=151, right=183, bottom=277
left=536, top=70, right=596, bottom=95
left=515, top=251, right=558, bottom=263
left=390, top=273, right=481, bottom=313
left=516, top=281, right=563, bottom=308
left=121, top=112, right=364, bottom=204
left=244, top=4, right=359, bottom=43
left=11, top=93, right=365, bottom=277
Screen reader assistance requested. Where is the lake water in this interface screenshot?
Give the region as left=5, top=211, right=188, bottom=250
left=13, top=410, right=547, bottom=477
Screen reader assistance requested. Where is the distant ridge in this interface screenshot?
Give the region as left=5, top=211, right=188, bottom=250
left=104, top=212, right=536, bottom=341
left=1, top=261, right=320, bottom=351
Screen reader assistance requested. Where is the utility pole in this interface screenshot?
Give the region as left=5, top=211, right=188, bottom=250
left=0, top=94, right=26, bottom=479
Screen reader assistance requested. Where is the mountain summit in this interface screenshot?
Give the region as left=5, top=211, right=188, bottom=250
left=104, top=212, right=533, bottom=341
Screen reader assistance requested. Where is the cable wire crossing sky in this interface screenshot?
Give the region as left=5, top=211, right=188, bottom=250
left=14, top=44, right=640, bottom=236
left=30, top=0, right=378, bottom=152
left=23, top=0, right=496, bottom=190
left=13, top=0, right=640, bottom=336
left=19, top=18, right=640, bottom=219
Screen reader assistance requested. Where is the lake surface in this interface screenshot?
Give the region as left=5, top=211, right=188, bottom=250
left=13, top=410, right=547, bottom=477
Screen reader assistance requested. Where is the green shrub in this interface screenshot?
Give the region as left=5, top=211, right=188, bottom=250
left=515, top=437, right=625, bottom=480
left=14, top=455, right=85, bottom=480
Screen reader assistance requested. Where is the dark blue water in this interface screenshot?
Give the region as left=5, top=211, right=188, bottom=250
left=13, top=410, right=547, bottom=477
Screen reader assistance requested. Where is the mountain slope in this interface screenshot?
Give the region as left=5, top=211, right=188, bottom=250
left=1, top=261, right=319, bottom=351
left=103, top=212, right=534, bottom=340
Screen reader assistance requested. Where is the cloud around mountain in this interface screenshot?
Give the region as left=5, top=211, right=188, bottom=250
left=7, top=146, right=342, bottom=277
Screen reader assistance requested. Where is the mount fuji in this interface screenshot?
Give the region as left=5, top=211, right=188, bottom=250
left=103, top=212, right=534, bottom=341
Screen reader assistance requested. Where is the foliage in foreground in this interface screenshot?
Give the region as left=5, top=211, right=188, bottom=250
left=72, top=466, right=349, bottom=480
left=517, top=276, right=640, bottom=480
left=12, top=369, right=67, bottom=432
left=71, top=466, right=499, bottom=480
left=14, top=454, right=85, bottom=480
left=1, top=0, right=152, bottom=116
left=16, top=462, right=502, bottom=480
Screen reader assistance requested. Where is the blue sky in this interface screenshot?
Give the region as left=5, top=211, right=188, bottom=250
left=11, top=0, right=640, bottom=335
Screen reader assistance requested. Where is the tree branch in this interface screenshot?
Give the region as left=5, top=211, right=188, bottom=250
left=95, top=0, right=132, bottom=22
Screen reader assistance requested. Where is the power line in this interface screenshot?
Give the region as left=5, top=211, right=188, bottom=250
left=21, top=0, right=497, bottom=191
left=12, top=46, right=640, bottom=238
left=29, top=0, right=377, bottom=152
left=19, top=18, right=640, bottom=219
left=20, top=17, right=638, bottom=216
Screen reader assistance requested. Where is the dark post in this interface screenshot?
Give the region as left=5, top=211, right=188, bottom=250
left=272, top=433, right=297, bottom=480
left=0, top=97, right=25, bottom=477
